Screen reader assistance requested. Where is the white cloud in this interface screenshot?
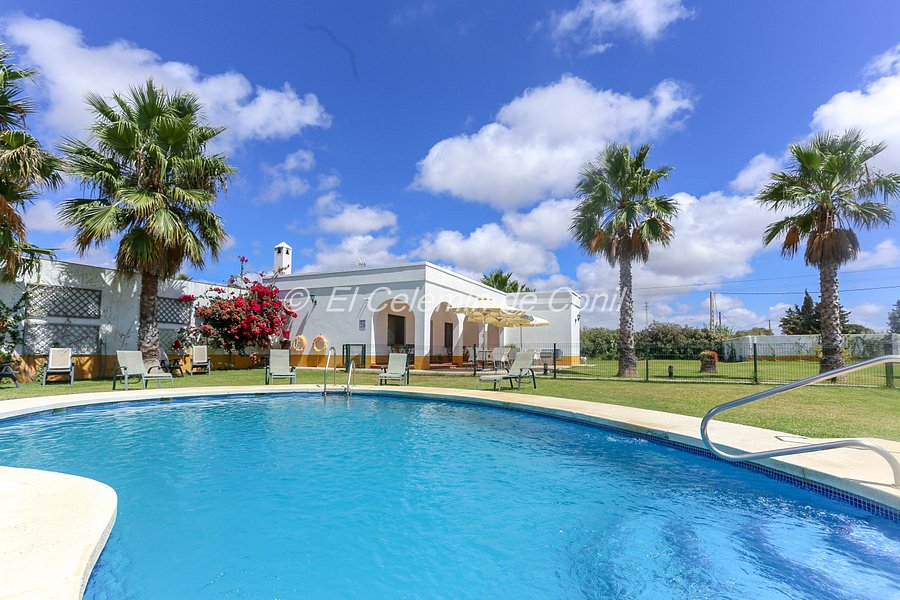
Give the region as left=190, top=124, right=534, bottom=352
left=528, top=273, right=577, bottom=291
left=59, top=238, right=116, bottom=268
left=501, top=198, right=579, bottom=249
left=257, top=149, right=315, bottom=203
left=812, top=43, right=900, bottom=172
left=646, top=191, right=772, bottom=281
left=865, top=42, right=900, bottom=78
left=413, top=75, right=693, bottom=209
left=221, top=234, right=237, bottom=251
left=317, top=172, right=341, bottom=191
left=415, top=223, right=560, bottom=278
left=23, top=199, right=66, bottom=232
left=4, top=16, right=331, bottom=150
left=844, top=302, right=888, bottom=331
left=550, top=0, right=692, bottom=54
left=573, top=189, right=773, bottom=326
left=311, top=192, right=398, bottom=235
left=300, top=235, right=405, bottom=272
left=729, top=153, right=780, bottom=194
left=845, top=239, right=900, bottom=271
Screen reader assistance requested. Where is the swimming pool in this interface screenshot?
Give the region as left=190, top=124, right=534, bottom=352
left=1, top=392, right=898, bottom=599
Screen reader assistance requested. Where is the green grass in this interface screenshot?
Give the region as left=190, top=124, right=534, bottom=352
left=561, top=357, right=890, bottom=386
left=2, top=367, right=898, bottom=441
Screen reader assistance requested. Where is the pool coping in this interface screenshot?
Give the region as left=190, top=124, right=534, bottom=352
left=1, top=384, right=898, bottom=598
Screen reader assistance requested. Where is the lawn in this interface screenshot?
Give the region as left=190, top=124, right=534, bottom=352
left=559, top=357, right=892, bottom=387
left=2, top=367, right=898, bottom=441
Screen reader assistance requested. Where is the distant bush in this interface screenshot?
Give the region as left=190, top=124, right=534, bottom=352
left=580, top=327, right=618, bottom=359
left=635, top=322, right=727, bottom=359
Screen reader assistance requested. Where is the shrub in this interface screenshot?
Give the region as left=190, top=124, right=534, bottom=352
left=177, top=258, right=296, bottom=354
left=635, top=322, right=727, bottom=359
left=580, top=327, right=618, bottom=359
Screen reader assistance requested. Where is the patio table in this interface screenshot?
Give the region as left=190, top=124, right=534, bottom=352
left=0, top=362, right=20, bottom=388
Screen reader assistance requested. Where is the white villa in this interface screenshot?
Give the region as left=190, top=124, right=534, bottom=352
left=273, top=243, right=581, bottom=369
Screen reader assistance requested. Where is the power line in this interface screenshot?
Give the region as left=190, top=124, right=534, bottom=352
left=629, top=266, right=900, bottom=292
left=726, top=284, right=900, bottom=296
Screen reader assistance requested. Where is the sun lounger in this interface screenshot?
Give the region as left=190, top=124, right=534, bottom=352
left=113, top=350, right=175, bottom=390
left=478, top=350, right=537, bottom=391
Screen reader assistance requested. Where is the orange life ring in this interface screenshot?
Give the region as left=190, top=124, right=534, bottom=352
left=311, top=335, right=328, bottom=353
left=291, top=335, right=307, bottom=353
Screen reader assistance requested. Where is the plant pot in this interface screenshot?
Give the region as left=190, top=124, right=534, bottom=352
left=699, top=357, right=717, bottom=373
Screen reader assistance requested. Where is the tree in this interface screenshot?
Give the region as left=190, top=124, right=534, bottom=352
left=571, top=143, right=678, bottom=376
left=889, top=301, right=900, bottom=334
left=579, top=327, right=618, bottom=359
left=60, top=80, right=234, bottom=367
left=735, top=327, right=774, bottom=337
left=481, top=268, right=534, bottom=293
left=780, top=290, right=850, bottom=334
left=0, top=46, right=61, bottom=281
left=844, top=323, right=875, bottom=334
left=634, top=322, right=726, bottom=359
left=758, top=130, right=899, bottom=372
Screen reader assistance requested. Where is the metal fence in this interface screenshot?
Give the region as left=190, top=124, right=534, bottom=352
left=516, top=341, right=898, bottom=387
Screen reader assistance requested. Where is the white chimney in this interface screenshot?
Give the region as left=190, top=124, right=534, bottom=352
left=274, top=242, right=292, bottom=274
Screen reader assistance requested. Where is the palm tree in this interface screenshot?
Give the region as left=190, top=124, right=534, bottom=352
left=758, top=129, right=898, bottom=372
left=481, top=268, right=534, bottom=293
left=570, top=143, right=678, bottom=377
left=60, top=80, right=234, bottom=366
left=0, top=46, right=61, bottom=281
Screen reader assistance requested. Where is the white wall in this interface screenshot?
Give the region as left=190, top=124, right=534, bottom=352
left=722, top=334, right=899, bottom=360
left=506, top=290, right=582, bottom=355
left=0, top=259, right=228, bottom=354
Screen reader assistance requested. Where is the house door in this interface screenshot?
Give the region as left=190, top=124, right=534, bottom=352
left=387, top=314, right=406, bottom=347
left=444, top=322, right=454, bottom=351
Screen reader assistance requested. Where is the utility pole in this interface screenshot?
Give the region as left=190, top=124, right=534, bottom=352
left=718, top=311, right=722, bottom=328
left=709, top=291, right=716, bottom=330
left=768, top=319, right=772, bottom=333
left=644, top=301, right=650, bottom=329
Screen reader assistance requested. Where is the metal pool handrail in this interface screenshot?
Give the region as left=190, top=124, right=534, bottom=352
left=323, top=346, right=337, bottom=396
left=700, top=354, right=900, bottom=487
left=346, top=361, right=354, bottom=397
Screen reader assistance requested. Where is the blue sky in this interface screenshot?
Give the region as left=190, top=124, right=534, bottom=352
left=5, top=0, right=900, bottom=331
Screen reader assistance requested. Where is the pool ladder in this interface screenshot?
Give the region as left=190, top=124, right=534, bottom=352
left=700, top=354, right=900, bottom=487
left=321, top=346, right=354, bottom=398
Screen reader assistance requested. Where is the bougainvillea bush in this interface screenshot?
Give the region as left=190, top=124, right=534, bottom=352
left=176, top=257, right=296, bottom=354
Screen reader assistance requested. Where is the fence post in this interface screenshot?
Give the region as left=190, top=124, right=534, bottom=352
left=472, top=345, right=477, bottom=377
left=886, top=342, right=895, bottom=389
left=552, top=343, right=557, bottom=379
left=644, top=347, right=650, bottom=382
left=752, top=343, right=759, bottom=385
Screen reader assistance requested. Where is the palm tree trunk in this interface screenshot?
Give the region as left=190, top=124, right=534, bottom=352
left=138, top=271, right=161, bottom=369
left=617, top=256, right=638, bottom=377
left=818, top=261, right=845, bottom=373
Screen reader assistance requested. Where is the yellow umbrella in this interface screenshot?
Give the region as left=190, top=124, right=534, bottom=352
left=451, top=298, right=527, bottom=364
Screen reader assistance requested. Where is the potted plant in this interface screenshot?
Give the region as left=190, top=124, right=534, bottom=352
left=0, top=347, right=20, bottom=364
left=699, top=349, right=718, bottom=373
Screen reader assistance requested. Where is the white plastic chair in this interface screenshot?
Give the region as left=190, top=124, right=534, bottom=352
left=378, top=353, right=409, bottom=385
left=43, top=347, right=74, bottom=385
left=190, top=345, right=211, bottom=375
left=491, top=347, right=509, bottom=371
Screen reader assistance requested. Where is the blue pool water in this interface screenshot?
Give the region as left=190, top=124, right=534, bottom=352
left=0, top=393, right=898, bottom=599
